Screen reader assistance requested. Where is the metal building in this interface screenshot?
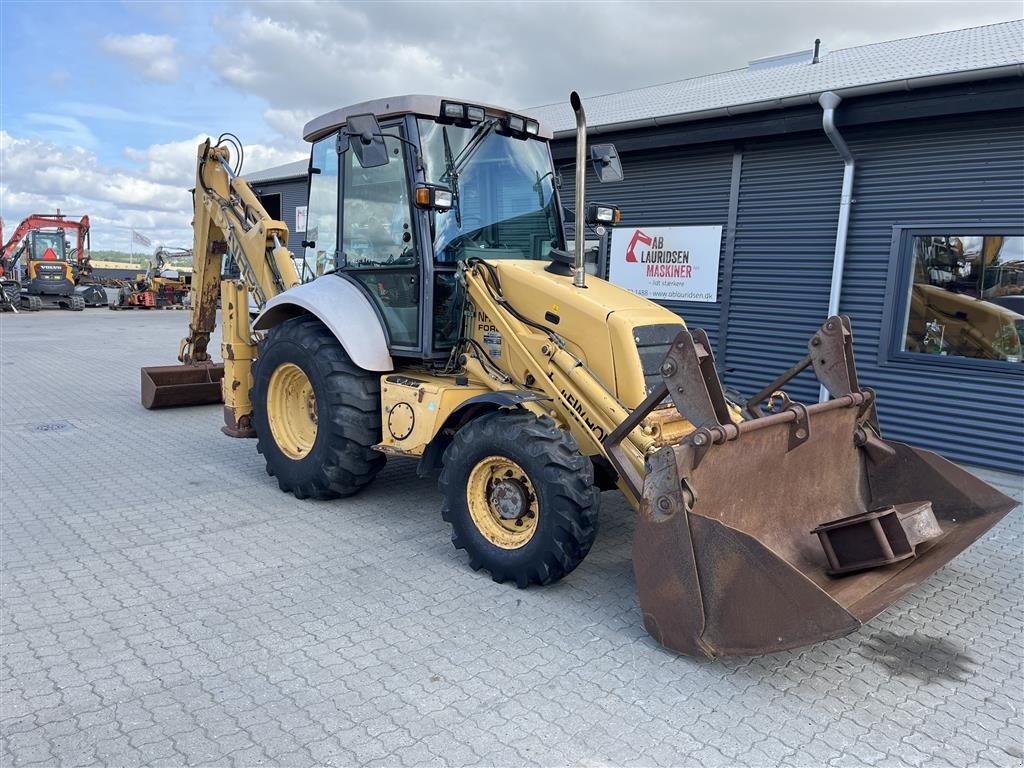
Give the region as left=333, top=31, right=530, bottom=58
left=245, top=159, right=308, bottom=254
left=527, top=21, right=1023, bottom=473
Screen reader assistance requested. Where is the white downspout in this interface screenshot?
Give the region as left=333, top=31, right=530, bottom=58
left=818, top=90, right=855, bottom=402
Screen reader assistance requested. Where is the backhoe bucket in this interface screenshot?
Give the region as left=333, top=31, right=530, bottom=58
left=141, top=364, right=224, bottom=409
left=611, top=318, right=1017, bottom=658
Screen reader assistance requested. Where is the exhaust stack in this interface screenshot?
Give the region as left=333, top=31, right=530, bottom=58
left=570, top=91, right=587, bottom=289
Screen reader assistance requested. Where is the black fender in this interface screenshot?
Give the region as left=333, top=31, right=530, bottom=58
left=416, top=390, right=550, bottom=477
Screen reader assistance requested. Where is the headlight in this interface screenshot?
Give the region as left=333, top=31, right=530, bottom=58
left=586, top=203, right=621, bottom=225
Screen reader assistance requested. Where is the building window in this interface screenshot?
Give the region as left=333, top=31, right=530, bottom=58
left=898, top=234, right=1023, bottom=365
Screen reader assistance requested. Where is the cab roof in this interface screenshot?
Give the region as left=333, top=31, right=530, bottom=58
left=303, top=95, right=553, bottom=143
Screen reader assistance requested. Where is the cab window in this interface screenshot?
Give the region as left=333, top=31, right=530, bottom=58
left=341, top=129, right=418, bottom=348
left=302, top=136, right=340, bottom=281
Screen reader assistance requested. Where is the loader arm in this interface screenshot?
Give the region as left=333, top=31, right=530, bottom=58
left=459, top=260, right=661, bottom=505
left=141, top=138, right=300, bottom=435
left=461, top=260, right=1015, bottom=658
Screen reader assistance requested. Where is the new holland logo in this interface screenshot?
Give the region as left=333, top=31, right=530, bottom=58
left=625, top=229, right=693, bottom=278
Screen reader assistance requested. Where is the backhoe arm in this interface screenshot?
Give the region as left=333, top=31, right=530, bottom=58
left=181, top=139, right=300, bottom=365
left=141, top=138, right=301, bottom=435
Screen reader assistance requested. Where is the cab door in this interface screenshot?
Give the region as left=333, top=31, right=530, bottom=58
left=301, top=136, right=340, bottom=281
left=338, top=122, right=420, bottom=351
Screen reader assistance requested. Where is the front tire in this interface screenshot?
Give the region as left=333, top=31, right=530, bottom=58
left=251, top=315, right=385, bottom=499
left=439, top=411, right=599, bottom=587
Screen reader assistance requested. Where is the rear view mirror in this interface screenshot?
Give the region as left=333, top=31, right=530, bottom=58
left=345, top=113, right=389, bottom=168
left=591, top=143, right=623, bottom=183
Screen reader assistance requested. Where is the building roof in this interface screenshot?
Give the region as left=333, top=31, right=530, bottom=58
left=526, top=20, right=1024, bottom=137
left=244, top=159, right=307, bottom=184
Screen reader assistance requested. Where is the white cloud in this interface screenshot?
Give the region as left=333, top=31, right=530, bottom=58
left=210, top=6, right=506, bottom=113
left=23, top=113, right=97, bottom=150
left=0, top=129, right=188, bottom=249
left=0, top=130, right=306, bottom=251
left=100, top=33, right=181, bottom=83
left=207, top=1, right=1024, bottom=121
left=124, top=134, right=305, bottom=186
left=262, top=108, right=316, bottom=139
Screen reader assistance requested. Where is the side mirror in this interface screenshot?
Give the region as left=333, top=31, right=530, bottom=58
left=414, top=183, right=454, bottom=211
left=590, top=143, right=623, bottom=183
left=344, top=113, right=389, bottom=168
left=586, top=203, right=621, bottom=225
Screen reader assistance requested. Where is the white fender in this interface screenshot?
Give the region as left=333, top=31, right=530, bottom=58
left=253, top=274, right=394, bottom=372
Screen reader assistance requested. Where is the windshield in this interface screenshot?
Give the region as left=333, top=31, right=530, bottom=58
left=418, top=119, right=563, bottom=263
left=31, top=231, right=67, bottom=260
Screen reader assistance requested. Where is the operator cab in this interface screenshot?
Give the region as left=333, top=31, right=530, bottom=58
left=301, top=96, right=566, bottom=362
left=28, top=230, right=68, bottom=262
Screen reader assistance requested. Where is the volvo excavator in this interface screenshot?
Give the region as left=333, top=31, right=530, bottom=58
left=141, top=94, right=1015, bottom=658
left=0, top=213, right=105, bottom=311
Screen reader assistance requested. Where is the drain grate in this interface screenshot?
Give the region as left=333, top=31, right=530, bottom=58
left=29, top=420, right=76, bottom=434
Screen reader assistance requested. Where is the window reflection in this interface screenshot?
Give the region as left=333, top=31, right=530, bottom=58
left=341, top=133, right=418, bottom=348
left=903, top=235, right=1024, bottom=363
left=301, top=137, right=339, bottom=282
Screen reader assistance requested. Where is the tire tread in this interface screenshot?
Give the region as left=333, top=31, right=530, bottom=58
left=439, top=411, right=599, bottom=587
left=251, top=315, right=384, bottom=500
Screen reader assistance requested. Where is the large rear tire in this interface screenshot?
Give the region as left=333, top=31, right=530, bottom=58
left=251, top=315, right=385, bottom=499
left=439, top=411, right=599, bottom=587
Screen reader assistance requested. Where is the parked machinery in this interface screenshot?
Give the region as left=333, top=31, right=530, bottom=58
left=113, top=246, right=192, bottom=309
left=139, top=94, right=1015, bottom=658
left=0, top=212, right=110, bottom=310
left=69, top=250, right=115, bottom=307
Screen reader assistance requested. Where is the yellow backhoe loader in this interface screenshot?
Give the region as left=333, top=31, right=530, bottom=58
left=141, top=95, right=1015, bottom=658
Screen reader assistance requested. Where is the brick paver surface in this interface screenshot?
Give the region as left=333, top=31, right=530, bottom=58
left=1, top=310, right=1021, bottom=767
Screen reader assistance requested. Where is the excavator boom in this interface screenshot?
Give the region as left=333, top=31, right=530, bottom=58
left=141, top=137, right=299, bottom=433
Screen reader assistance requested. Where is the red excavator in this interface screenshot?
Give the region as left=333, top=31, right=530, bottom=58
left=0, top=212, right=106, bottom=311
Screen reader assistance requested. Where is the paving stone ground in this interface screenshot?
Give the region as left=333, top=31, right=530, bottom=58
left=1, top=309, right=1022, bottom=767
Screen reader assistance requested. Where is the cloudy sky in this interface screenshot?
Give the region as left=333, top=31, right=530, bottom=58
left=1, top=0, right=1021, bottom=250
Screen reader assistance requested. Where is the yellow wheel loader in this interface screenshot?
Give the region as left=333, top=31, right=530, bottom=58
left=141, top=95, right=1015, bottom=659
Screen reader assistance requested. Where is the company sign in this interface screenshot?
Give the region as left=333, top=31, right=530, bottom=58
left=609, top=225, right=723, bottom=302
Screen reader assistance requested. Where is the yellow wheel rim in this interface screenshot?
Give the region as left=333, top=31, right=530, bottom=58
left=466, top=456, right=539, bottom=550
left=267, top=362, right=318, bottom=460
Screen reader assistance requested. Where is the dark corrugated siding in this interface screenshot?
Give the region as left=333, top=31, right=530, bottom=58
left=557, top=144, right=734, bottom=349
left=554, top=102, right=1023, bottom=472
left=840, top=110, right=1024, bottom=472
left=725, top=135, right=843, bottom=403
left=252, top=177, right=309, bottom=253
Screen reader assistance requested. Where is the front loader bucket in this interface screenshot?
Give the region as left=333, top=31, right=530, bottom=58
left=609, top=318, right=1017, bottom=659
left=141, top=364, right=224, bottom=409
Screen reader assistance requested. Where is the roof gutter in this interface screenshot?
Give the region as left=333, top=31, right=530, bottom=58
left=818, top=91, right=854, bottom=403
left=548, top=64, right=1024, bottom=139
